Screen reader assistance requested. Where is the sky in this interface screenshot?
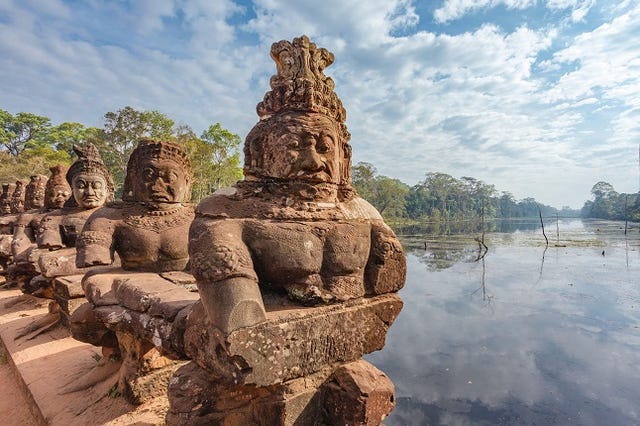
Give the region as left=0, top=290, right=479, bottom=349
left=1, top=0, right=639, bottom=209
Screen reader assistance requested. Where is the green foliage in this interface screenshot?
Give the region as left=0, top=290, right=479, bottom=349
left=107, top=383, right=121, bottom=398
left=581, top=181, right=639, bottom=221
left=352, top=162, right=409, bottom=219
left=95, top=106, right=175, bottom=192
left=199, top=123, right=243, bottom=190
left=45, top=122, right=101, bottom=157
left=354, top=166, right=563, bottom=222
left=0, top=109, right=51, bottom=156
left=0, top=106, right=243, bottom=202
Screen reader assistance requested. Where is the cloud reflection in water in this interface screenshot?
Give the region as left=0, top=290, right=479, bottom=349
left=367, top=220, right=640, bottom=425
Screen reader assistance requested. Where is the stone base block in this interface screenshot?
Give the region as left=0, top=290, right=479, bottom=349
left=184, top=293, right=403, bottom=386
left=166, top=359, right=394, bottom=425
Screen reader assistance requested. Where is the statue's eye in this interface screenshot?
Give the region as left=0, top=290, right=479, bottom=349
left=143, top=168, right=155, bottom=181
left=93, top=181, right=103, bottom=190
left=317, top=136, right=333, bottom=154
left=166, top=172, right=178, bottom=183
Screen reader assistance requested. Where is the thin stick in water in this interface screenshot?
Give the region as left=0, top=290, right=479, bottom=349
left=538, top=204, right=548, bottom=246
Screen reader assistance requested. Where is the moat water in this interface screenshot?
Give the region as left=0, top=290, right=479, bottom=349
left=367, top=219, right=640, bottom=425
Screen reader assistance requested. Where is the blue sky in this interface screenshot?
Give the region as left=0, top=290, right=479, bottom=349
left=1, top=0, right=639, bottom=208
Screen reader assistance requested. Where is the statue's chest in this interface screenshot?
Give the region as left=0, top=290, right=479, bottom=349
left=247, top=221, right=371, bottom=274
left=117, top=224, right=190, bottom=258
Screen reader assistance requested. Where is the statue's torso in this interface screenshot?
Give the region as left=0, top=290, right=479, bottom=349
left=114, top=204, right=193, bottom=272
left=245, top=220, right=371, bottom=293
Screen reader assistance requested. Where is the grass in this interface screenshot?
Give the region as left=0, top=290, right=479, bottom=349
left=107, top=383, right=121, bottom=398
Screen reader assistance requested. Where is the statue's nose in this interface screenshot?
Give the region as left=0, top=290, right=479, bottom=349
left=300, top=149, right=324, bottom=171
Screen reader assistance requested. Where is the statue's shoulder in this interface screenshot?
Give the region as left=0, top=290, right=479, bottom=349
left=85, top=202, right=127, bottom=221
left=195, top=188, right=251, bottom=219
left=338, top=196, right=384, bottom=221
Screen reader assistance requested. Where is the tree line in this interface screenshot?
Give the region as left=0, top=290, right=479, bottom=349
left=1, top=107, right=242, bottom=201
left=581, top=181, right=640, bottom=222
left=352, top=163, right=580, bottom=222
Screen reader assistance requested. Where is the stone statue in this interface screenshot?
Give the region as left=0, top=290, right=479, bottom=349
left=12, top=145, right=117, bottom=336
left=67, top=139, right=197, bottom=402
left=11, top=168, right=70, bottom=262
left=10, top=179, right=27, bottom=214
left=189, top=35, right=406, bottom=335
left=168, top=36, right=406, bottom=425
left=0, top=183, right=17, bottom=277
left=0, top=183, right=15, bottom=215
left=0, top=182, right=23, bottom=274
left=37, top=144, right=115, bottom=251
left=76, top=139, right=193, bottom=272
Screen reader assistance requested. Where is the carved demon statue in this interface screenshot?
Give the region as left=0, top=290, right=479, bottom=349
left=190, top=35, right=406, bottom=334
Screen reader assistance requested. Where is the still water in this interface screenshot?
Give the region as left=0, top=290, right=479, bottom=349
left=367, top=219, right=640, bottom=425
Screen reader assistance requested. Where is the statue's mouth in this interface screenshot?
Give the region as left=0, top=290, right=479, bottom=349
left=150, top=193, right=172, bottom=202
left=296, top=170, right=331, bottom=182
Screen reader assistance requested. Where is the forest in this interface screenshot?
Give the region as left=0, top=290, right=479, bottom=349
left=351, top=164, right=640, bottom=223
left=0, top=107, right=242, bottom=202
left=2, top=107, right=638, bottom=223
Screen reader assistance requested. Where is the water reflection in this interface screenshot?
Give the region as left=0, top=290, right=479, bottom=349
left=367, top=219, right=640, bottom=425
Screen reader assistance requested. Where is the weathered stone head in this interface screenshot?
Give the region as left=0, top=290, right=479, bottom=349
left=66, top=144, right=114, bottom=209
left=0, top=183, right=15, bottom=215
left=10, top=180, right=27, bottom=213
left=44, top=165, right=71, bottom=209
left=122, top=139, right=192, bottom=206
left=25, top=174, right=48, bottom=210
left=244, top=36, right=352, bottom=188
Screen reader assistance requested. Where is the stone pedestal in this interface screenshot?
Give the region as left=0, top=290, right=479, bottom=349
left=70, top=270, right=200, bottom=403
left=166, top=359, right=395, bottom=426
left=53, top=274, right=88, bottom=326
left=165, top=294, right=402, bottom=425
left=183, top=294, right=402, bottom=386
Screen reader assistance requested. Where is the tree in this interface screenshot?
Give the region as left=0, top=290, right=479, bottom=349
left=374, top=176, right=409, bottom=217
left=588, top=181, right=618, bottom=219
left=352, top=162, right=377, bottom=201
left=179, top=123, right=243, bottom=201
left=45, top=122, right=101, bottom=157
left=96, top=106, right=175, bottom=192
left=0, top=109, right=51, bottom=156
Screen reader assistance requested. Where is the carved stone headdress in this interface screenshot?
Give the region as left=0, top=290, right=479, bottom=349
left=44, top=165, right=71, bottom=209
left=25, top=174, right=48, bottom=210
left=245, top=35, right=352, bottom=185
left=0, top=183, right=16, bottom=214
left=10, top=180, right=27, bottom=213
left=66, top=144, right=115, bottom=202
left=122, top=139, right=192, bottom=202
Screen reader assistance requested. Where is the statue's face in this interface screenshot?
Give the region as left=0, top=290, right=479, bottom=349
left=0, top=200, right=10, bottom=214
left=47, top=184, right=71, bottom=209
left=260, top=113, right=341, bottom=184
left=134, top=158, right=189, bottom=204
left=72, top=173, right=108, bottom=209
left=26, top=181, right=45, bottom=209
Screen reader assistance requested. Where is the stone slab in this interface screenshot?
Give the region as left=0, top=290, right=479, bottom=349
left=184, top=293, right=403, bottom=386
left=0, top=288, right=168, bottom=425
left=53, top=274, right=85, bottom=299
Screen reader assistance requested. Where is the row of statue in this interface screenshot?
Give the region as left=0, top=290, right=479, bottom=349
left=0, top=36, right=406, bottom=425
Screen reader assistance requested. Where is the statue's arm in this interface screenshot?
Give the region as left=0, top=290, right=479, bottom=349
left=11, top=213, right=36, bottom=259
left=189, top=217, right=266, bottom=334
left=36, top=213, right=64, bottom=250
left=364, top=221, right=406, bottom=295
left=75, top=210, right=116, bottom=267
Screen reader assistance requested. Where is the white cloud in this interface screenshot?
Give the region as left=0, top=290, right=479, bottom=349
left=0, top=0, right=639, bottom=207
left=434, top=0, right=536, bottom=24
left=546, top=0, right=595, bottom=22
